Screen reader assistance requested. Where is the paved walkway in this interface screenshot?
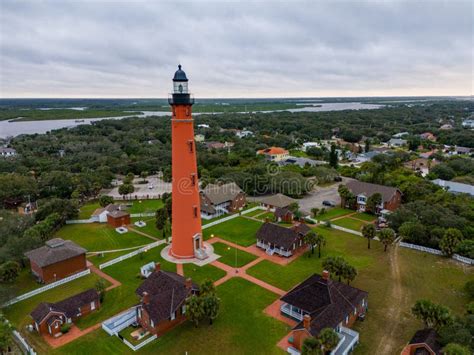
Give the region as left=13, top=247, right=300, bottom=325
left=127, top=226, right=160, bottom=241
left=87, top=261, right=122, bottom=291
left=176, top=263, right=184, bottom=276
left=43, top=323, right=102, bottom=348
left=263, top=299, right=298, bottom=327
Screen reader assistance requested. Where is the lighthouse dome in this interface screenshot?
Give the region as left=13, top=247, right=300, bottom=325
left=173, top=65, right=188, bottom=82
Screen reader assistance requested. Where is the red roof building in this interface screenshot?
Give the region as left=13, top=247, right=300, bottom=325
left=257, top=147, right=289, bottom=162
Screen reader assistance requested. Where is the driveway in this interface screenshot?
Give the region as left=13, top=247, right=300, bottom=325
left=295, top=177, right=354, bottom=214
left=102, top=175, right=171, bottom=199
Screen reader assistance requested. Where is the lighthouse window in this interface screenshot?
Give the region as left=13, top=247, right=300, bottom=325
left=186, top=108, right=190, bottom=116
left=193, top=206, right=198, bottom=218
left=191, top=174, right=196, bottom=186
left=188, top=140, right=194, bottom=153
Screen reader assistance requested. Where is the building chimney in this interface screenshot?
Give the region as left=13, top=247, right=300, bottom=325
left=155, top=262, right=161, bottom=273
left=303, top=314, right=311, bottom=330
left=322, top=270, right=330, bottom=281
left=185, top=278, right=192, bottom=289
left=142, top=291, right=150, bottom=305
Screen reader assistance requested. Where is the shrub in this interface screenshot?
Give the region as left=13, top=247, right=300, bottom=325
left=61, top=323, right=71, bottom=333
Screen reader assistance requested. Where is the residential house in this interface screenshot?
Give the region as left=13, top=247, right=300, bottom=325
left=200, top=182, right=246, bottom=219
left=204, top=141, right=234, bottom=150
left=301, top=142, right=319, bottom=152
left=281, top=271, right=368, bottom=354
left=91, top=204, right=121, bottom=223
left=257, top=147, right=289, bottom=162
left=279, top=156, right=326, bottom=168
left=107, top=210, right=131, bottom=227
left=274, top=206, right=294, bottom=223
left=419, top=150, right=436, bottom=159
left=388, top=138, right=407, bottom=147
left=197, top=124, right=210, bottom=129
left=462, top=119, right=474, bottom=128
left=445, top=146, right=472, bottom=156
left=30, top=289, right=100, bottom=337
left=235, top=130, right=253, bottom=138
left=135, top=263, right=199, bottom=336
left=345, top=180, right=402, bottom=213
left=0, top=147, right=17, bottom=157
left=194, top=134, right=205, bottom=142
left=431, top=179, right=474, bottom=196
left=404, top=158, right=438, bottom=177
left=392, top=132, right=409, bottom=138
left=259, top=193, right=296, bottom=211
left=419, top=132, right=436, bottom=141
left=256, top=222, right=310, bottom=257
left=355, top=151, right=381, bottom=163
left=400, top=328, right=441, bottom=355
left=25, top=238, right=87, bottom=284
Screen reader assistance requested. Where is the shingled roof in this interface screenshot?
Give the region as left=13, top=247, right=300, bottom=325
left=108, top=210, right=130, bottom=218
left=136, top=271, right=199, bottom=324
left=274, top=207, right=293, bottom=219
left=24, top=238, right=87, bottom=267
left=409, top=328, right=441, bottom=354
left=346, top=180, right=401, bottom=203
left=283, top=273, right=367, bottom=336
left=259, top=193, right=296, bottom=208
left=256, top=222, right=310, bottom=250
left=91, top=203, right=119, bottom=216
left=30, top=288, right=99, bottom=324
left=201, top=182, right=244, bottom=205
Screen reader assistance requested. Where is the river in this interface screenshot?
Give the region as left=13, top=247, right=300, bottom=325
left=0, top=102, right=383, bottom=138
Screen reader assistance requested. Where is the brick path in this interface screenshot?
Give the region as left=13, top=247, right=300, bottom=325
left=263, top=299, right=298, bottom=327
left=87, top=261, right=122, bottom=291
left=127, top=226, right=160, bottom=241
left=176, top=263, right=184, bottom=276
left=43, top=323, right=102, bottom=348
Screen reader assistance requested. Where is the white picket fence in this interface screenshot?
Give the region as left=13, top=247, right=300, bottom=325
left=3, top=269, right=91, bottom=307
left=202, top=206, right=264, bottom=229
left=130, top=212, right=155, bottom=218
left=123, top=335, right=158, bottom=351
left=330, top=224, right=363, bottom=236
left=12, top=330, right=36, bottom=355
left=399, top=242, right=473, bottom=265
left=66, top=218, right=94, bottom=224
left=98, top=241, right=163, bottom=269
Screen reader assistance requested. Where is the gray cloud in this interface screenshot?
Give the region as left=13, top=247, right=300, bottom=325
left=0, top=0, right=472, bottom=98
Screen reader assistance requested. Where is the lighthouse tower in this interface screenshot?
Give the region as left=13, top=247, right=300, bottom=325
left=169, top=65, right=205, bottom=259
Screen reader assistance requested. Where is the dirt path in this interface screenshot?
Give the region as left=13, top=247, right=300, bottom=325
left=374, top=243, right=403, bottom=355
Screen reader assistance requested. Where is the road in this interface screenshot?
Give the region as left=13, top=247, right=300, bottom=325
left=102, top=175, right=171, bottom=199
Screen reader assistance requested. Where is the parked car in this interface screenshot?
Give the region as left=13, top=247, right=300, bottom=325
left=322, top=200, right=336, bottom=207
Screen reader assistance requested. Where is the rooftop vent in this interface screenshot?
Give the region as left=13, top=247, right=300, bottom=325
left=46, top=238, right=65, bottom=248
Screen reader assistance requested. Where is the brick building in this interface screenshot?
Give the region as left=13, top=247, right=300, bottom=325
left=135, top=263, right=199, bottom=336
left=200, top=182, right=246, bottom=219
left=30, top=289, right=100, bottom=337
left=345, top=180, right=402, bottom=213
left=106, top=210, right=131, bottom=227
left=256, top=222, right=310, bottom=257
left=24, top=238, right=87, bottom=283
left=281, top=271, right=368, bottom=354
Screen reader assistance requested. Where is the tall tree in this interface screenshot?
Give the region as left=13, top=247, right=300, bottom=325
left=442, top=343, right=471, bottom=355
left=378, top=228, right=396, bottom=252
left=155, top=207, right=168, bottom=236
left=362, top=223, right=376, bottom=249
left=98, top=195, right=114, bottom=207
left=301, top=337, right=322, bottom=355
left=0, top=315, right=12, bottom=354
left=186, top=295, right=204, bottom=328
left=202, top=294, right=220, bottom=325
left=303, top=231, right=319, bottom=256
left=314, top=233, right=326, bottom=258
left=366, top=193, right=382, bottom=214
left=342, top=264, right=357, bottom=285
left=439, top=228, right=463, bottom=257
left=411, top=299, right=453, bottom=330
left=329, top=144, right=338, bottom=168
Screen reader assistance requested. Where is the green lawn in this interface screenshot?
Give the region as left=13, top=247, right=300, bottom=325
left=213, top=242, right=258, bottom=268
left=78, top=201, right=100, bottom=219
left=11, top=268, right=43, bottom=294
left=203, top=217, right=263, bottom=246
left=55, top=223, right=154, bottom=252
left=243, top=208, right=266, bottom=217
left=317, top=207, right=354, bottom=221
left=3, top=273, right=107, bottom=354
left=182, top=263, right=226, bottom=284
left=246, top=226, right=472, bottom=354
left=353, top=212, right=377, bottom=222
left=51, top=278, right=289, bottom=355
left=126, top=199, right=163, bottom=214
left=256, top=211, right=275, bottom=222
left=201, top=213, right=230, bottom=226
left=131, top=217, right=162, bottom=238
left=331, top=217, right=367, bottom=231
left=87, top=250, right=134, bottom=266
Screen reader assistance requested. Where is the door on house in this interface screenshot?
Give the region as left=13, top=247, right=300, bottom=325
left=195, top=236, right=200, bottom=250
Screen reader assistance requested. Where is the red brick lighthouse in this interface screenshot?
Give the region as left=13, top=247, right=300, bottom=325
left=169, top=65, right=205, bottom=259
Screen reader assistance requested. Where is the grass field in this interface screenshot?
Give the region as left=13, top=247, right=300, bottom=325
left=126, top=199, right=163, bottom=214
left=78, top=201, right=100, bottom=219
left=246, top=226, right=472, bottom=354
left=3, top=273, right=107, bottom=354
left=255, top=211, right=275, bottom=222
left=213, top=242, right=258, bottom=268
left=203, top=217, right=263, bottom=246
left=130, top=217, right=162, bottom=238
left=353, top=212, right=377, bottom=222
left=243, top=208, right=266, bottom=217
left=317, top=207, right=354, bottom=221
left=182, top=263, right=226, bottom=284
left=331, top=216, right=367, bottom=231
left=51, top=278, right=289, bottom=355
left=55, top=223, right=153, bottom=252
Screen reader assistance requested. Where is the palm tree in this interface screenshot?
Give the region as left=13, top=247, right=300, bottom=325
left=301, top=337, right=323, bottom=355
left=342, top=264, right=357, bottom=285
left=303, top=231, right=319, bottom=257
left=318, top=328, right=340, bottom=353
left=314, top=233, right=326, bottom=258
left=378, top=228, right=396, bottom=252
left=186, top=295, right=204, bottom=328
left=362, top=224, right=376, bottom=249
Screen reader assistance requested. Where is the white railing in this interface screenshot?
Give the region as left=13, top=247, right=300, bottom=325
left=102, top=307, right=138, bottom=335
left=125, top=335, right=158, bottom=351
left=4, top=269, right=91, bottom=306
left=130, top=212, right=155, bottom=218
left=338, top=326, right=359, bottom=355
left=12, top=330, right=37, bottom=355
left=99, top=241, right=163, bottom=269
left=66, top=218, right=94, bottom=224
left=280, top=303, right=304, bottom=321
left=331, top=224, right=363, bottom=236
left=202, top=206, right=264, bottom=229
left=399, top=242, right=473, bottom=265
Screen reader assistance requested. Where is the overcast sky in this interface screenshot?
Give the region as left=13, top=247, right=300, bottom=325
left=0, top=0, right=472, bottom=98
